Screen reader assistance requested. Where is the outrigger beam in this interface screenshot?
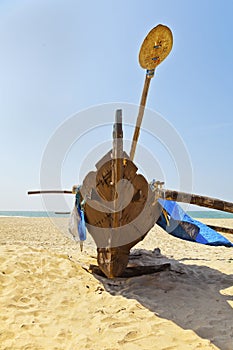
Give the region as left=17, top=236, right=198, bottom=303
left=207, top=225, right=233, bottom=235
left=156, top=188, right=233, bottom=214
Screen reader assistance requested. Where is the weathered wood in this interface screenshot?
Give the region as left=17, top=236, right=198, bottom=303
left=81, top=147, right=161, bottom=277
left=94, top=152, right=137, bottom=202
left=207, top=225, right=233, bottom=235
left=130, top=24, right=173, bottom=161
left=89, top=262, right=170, bottom=278
left=112, top=109, right=123, bottom=229
left=96, top=160, right=114, bottom=202
left=55, top=212, right=71, bottom=214
left=129, top=75, right=151, bottom=161
left=157, top=189, right=233, bottom=214
left=97, top=246, right=130, bottom=278
left=139, top=24, right=173, bottom=70
left=28, top=190, right=72, bottom=195
left=120, top=174, right=149, bottom=226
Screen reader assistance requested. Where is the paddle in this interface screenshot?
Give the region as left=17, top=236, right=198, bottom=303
left=129, top=24, right=173, bottom=161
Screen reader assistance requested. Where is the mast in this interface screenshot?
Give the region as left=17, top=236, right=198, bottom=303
left=112, top=109, right=123, bottom=229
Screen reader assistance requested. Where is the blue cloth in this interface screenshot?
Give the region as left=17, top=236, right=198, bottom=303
left=157, top=199, right=233, bottom=247
left=77, top=206, right=86, bottom=241
left=76, top=191, right=86, bottom=242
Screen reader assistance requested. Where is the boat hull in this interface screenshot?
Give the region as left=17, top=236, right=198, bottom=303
left=81, top=151, right=161, bottom=278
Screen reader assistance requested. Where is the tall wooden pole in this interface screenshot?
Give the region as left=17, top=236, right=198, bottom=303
left=129, top=74, right=152, bottom=161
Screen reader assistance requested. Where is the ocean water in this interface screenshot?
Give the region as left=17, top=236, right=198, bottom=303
left=1, top=210, right=233, bottom=219
left=188, top=211, right=233, bottom=219
left=0, top=211, right=70, bottom=218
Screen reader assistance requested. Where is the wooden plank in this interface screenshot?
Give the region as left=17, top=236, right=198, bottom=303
left=96, top=160, right=114, bottom=202
left=88, top=263, right=170, bottom=278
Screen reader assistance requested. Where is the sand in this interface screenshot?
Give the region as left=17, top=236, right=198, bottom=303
left=0, top=217, right=233, bottom=350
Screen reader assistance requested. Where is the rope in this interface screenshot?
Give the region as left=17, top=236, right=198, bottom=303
left=162, top=209, right=170, bottom=227
left=146, top=69, right=155, bottom=78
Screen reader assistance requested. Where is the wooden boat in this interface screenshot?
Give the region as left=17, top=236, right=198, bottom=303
left=78, top=25, right=173, bottom=277
left=28, top=24, right=233, bottom=278
left=78, top=109, right=162, bottom=277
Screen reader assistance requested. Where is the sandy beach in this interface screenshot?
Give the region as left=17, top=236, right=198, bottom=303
left=0, top=217, right=233, bottom=350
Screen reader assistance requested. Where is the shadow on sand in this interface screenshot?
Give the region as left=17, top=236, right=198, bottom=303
left=93, top=248, right=233, bottom=350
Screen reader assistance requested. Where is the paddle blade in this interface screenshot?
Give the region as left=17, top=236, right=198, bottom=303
left=139, top=24, right=173, bottom=70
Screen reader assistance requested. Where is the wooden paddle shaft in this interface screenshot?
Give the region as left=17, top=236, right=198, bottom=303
left=130, top=74, right=152, bottom=161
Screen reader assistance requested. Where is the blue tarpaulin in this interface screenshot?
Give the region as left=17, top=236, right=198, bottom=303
left=157, top=199, right=233, bottom=247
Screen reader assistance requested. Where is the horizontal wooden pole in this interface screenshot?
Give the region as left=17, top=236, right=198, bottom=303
left=55, top=212, right=71, bottom=215
left=207, top=225, right=233, bottom=235
left=157, top=189, right=233, bottom=214
left=28, top=190, right=72, bottom=195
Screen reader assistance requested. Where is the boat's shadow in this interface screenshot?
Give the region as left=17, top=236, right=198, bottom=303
left=92, top=248, right=233, bottom=350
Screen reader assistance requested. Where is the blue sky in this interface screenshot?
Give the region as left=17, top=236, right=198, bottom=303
left=1, top=0, right=233, bottom=210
